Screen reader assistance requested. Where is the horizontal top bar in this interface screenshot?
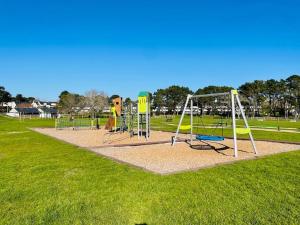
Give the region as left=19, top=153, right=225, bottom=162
left=189, top=92, right=231, bottom=98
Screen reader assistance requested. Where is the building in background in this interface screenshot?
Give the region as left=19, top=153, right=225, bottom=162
left=6, top=101, right=58, bottom=118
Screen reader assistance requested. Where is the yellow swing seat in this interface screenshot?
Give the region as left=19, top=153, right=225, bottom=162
left=180, top=125, right=191, bottom=130
left=236, top=128, right=251, bottom=134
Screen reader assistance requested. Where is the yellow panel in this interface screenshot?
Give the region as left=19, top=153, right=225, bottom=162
left=180, top=125, right=191, bottom=130
left=138, top=96, right=148, bottom=113
left=231, top=89, right=238, bottom=95
left=236, top=128, right=250, bottom=134
left=111, top=106, right=116, bottom=117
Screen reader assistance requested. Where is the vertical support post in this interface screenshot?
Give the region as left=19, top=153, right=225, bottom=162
left=172, top=95, right=191, bottom=146
left=137, top=101, right=140, bottom=139
left=148, top=101, right=151, bottom=138
left=142, top=116, right=144, bottom=137
left=114, top=115, right=117, bottom=133
left=190, top=98, right=193, bottom=145
left=146, top=99, right=148, bottom=140
left=231, top=90, right=238, bottom=157
left=235, top=94, right=258, bottom=154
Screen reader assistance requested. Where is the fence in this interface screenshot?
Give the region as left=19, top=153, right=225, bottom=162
left=55, top=118, right=100, bottom=130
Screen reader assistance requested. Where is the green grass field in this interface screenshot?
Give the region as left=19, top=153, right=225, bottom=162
left=0, top=115, right=300, bottom=224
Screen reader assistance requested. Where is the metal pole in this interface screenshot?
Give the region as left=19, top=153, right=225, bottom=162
left=190, top=98, right=193, bottom=145
left=172, top=94, right=191, bottom=146
left=146, top=99, right=148, bottom=140
left=137, top=100, right=140, bottom=139
left=231, top=91, right=238, bottom=157
left=141, top=115, right=143, bottom=138
left=191, top=92, right=230, bottom=98
left=147, top=97, right=151, bottom=138
left=148, top=98, right=151, bottom=138
left=235, top=94, right=258, bottom=154
left=114, top=114, right=117, bottom=133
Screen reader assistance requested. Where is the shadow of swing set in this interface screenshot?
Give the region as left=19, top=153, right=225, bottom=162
left=172, top=90, right=258, bottom=158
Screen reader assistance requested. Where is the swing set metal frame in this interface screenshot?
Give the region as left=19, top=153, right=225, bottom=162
left=172, top=90, right=258, bottom=157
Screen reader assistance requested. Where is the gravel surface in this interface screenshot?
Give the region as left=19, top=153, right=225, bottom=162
left=33, top=128, right=177, bottom=147
left=34, top=128, right=300, bottom=174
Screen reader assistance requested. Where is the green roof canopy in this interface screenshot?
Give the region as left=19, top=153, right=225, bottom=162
left=138, top=91, right=149, bottom=97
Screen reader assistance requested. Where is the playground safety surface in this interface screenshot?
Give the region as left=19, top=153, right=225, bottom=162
left=34, top=128, right=300, bottom=174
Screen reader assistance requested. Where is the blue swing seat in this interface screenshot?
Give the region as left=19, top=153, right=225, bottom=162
left=196, top=135, right=224, bottom=141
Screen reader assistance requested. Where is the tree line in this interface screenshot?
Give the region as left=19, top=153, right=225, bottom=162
left=0, top=87, right=36, bottom=112
left=152, top=75, right=300, bottom=118
left=239, top=75, right=300, bottom=118
left=0, top=87, right=35, bottom=104
left=1, top=74, right=299, bottom=118
left=57, top=90, right=109, bottom=117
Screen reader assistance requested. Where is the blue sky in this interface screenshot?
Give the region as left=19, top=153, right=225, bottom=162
left=0, top=0, right=299, bottom=101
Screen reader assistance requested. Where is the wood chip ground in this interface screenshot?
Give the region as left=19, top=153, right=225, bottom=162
left=34, top=128, right=300, bottom=174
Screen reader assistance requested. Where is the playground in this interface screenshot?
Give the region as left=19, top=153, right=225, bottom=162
left=34, top=127, right=300, bottom=174
left=1, top=91, right=300, bottom=224
left=33, top=90, right=300, bottom=174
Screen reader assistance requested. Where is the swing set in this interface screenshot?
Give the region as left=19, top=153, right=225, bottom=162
left=172, top=90, right=258, bottom=157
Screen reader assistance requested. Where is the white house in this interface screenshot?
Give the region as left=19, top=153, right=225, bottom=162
left=32, top=100, right=57, bottom=108
left=6, top=101, right=58, bottom=118
left=3, top=101, right=17, bottom=108
left=153, top=106, right=168, bottom=114
left=7, top=107, right=40, bottom=117
left=38, top=107, right=58, bottom=118
left=6, top=108, right=19, bottom=117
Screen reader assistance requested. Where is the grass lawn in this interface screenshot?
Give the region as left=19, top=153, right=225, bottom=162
left=0, top=115, right=299, bottom=224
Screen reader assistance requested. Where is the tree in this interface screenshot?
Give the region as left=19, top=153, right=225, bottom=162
left=15, top=94, right=26, bottom=104
left=59, top=90, right=70, bottom=99
left=239, top=81, right=265, bottom=117
left=57, top=92, right=82, bottom=115
left=76, top=95, right=87, bottom=115
left=0, top=86, right=12, bottom=103
left=85, top=90, right=108, bottom=118
left=195, top=86, right=233, bottom=115
left=276, top=79, right=289, bottom=117
left=58, top=94, right=76, bottom=114
left=263, top=79, right=286, bottom=116
left=164, top=85, right=193, bottom=114
left=286, top=75, right=300, bottom=119
left=153, top=89, right=167, bottom=114
left=124, top=97, right=132, bottom=107
left=195, top=85, right=233, bottom=95
left=27, top=97, right=35, bottom=102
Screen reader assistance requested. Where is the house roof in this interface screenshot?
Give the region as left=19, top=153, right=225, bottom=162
left=15, top=108, right=39, bottom=114
left=17, top=103, right=33, bottom=108
left=35, top=100, right=57, bottom=104
left=40, top=107, right=57, bottom=114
